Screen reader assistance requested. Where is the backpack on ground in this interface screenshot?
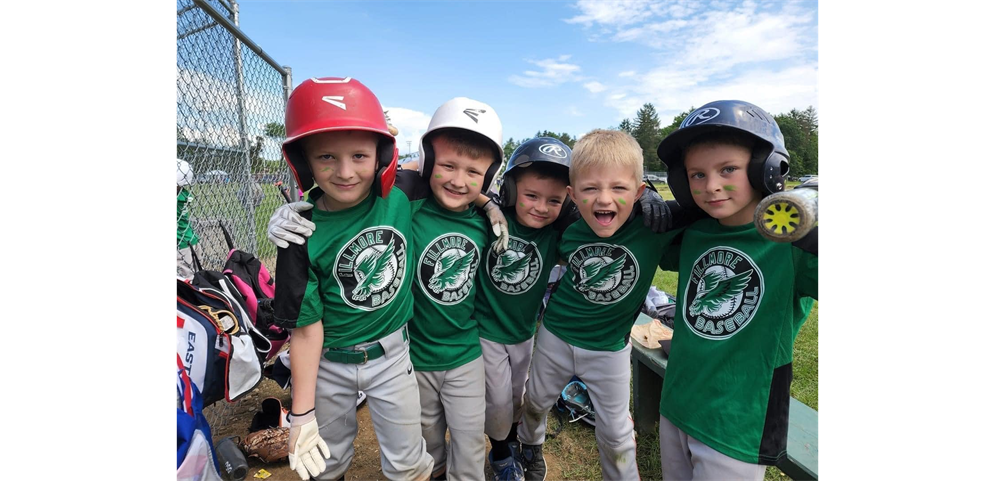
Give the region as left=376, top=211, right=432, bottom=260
left=177, top=277, right=264, bottom=406
left=556, top=376, right=597, bottom=427
left=177, top=354, right=223, bottom=481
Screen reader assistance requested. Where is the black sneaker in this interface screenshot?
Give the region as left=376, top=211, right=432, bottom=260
left=519, top=443, right=546, bottom=481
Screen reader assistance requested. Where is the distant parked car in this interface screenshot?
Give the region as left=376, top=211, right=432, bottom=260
left=646, top=174, right=660, bottom=181
left=197, top=170, right=230, bottom=184
left=798, top=175, right=818, bottom=183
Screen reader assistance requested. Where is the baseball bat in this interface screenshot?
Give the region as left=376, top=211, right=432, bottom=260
left=275, top=181, right=294, bottom=204
left=754, top=180, right=818, bottom=243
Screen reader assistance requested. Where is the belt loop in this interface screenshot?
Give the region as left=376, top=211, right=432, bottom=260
left=362, top=349, right=368, bottom=364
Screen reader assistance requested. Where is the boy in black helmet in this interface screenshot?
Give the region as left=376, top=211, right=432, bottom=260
left=474, top=137, right=572, bottom=481
left=655, top=100, right=818, bottom=480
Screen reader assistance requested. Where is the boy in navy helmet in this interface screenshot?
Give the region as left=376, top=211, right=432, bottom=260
left=655, top=99, right=818, bottom=480
left=473, top=137, right=572, bottom=481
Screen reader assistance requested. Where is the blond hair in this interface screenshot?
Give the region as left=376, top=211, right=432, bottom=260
left=570, top=129, right=643, bottom=185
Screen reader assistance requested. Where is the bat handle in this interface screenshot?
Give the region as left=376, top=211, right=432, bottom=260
left=275, top=181, right=293, bottom=204
left=753, top=186, right=818, bottom=243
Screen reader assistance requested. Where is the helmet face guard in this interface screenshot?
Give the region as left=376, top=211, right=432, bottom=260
left=281, top=77, right=398, bottom=197
left=657, top=100, right=790, bottom=211
left=498, top=137, right=573, bottom=222
left=417, top=97, right=504, bottom=194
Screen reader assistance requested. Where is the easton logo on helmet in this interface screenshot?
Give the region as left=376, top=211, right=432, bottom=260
left=463, top=108, right=486, bottom=123
left=321, top=96, right=347, bottom=110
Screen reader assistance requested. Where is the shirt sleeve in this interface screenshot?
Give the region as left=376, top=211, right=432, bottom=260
left=658, top=230, right=685, bottom=272
left=792, top=228, right=818, bottom=300
left=395, top=169, right=431, bottom=202
left=273, top=209, right=323, bottom=328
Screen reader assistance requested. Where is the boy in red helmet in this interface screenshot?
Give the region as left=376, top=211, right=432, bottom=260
left=267, top=78, right=508, bottom=481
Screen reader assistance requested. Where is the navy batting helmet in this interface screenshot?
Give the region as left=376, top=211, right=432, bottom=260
left=499, top=137, right=572, bottom=216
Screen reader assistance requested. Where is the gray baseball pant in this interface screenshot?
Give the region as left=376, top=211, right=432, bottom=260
left=416, top=356, right=486, bottom=481
left=659, top=414, right=765, bottom=481
left=480, top=337, right=534, bottom=440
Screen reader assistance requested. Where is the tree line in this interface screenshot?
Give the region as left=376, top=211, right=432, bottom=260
left=502, top=104, right=818, bottom=177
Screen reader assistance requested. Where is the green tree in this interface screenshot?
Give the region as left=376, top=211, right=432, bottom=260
left=503, top=137, right=521, bottom=160
left=618, top=118, right=634, bottom=134
left=534, top=130, right=577, bottom=148
left=659, top=107, right=694, bottom=141
left=264, top=122, right=286, bottom=138
left=631, top=103, right=663, bottom=172
left=776, top=107, right=818, bottom=177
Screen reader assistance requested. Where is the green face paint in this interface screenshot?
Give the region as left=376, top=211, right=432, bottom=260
left=692, top=189, right=701, bottom=195
left=723, top=185, right=737, bottom=191
left=321, top=167, right=331, bottom=172
left=471, top=182, right=478, bottom=187
left=434, top=174, right=442, bottom=179
left=618, top=198, right=627, bottom=205
left=519, top=202, right=525, bottom=207
left=582, top=199, right=588, bottom=204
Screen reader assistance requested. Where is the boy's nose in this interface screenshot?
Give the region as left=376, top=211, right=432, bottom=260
left=449, top=171, right=467, bottom=187
left=596, top=190, right=613, bottom=205
left=705, top=175, right=723, bottom=192
left=336, top=163, right=354, bottom=179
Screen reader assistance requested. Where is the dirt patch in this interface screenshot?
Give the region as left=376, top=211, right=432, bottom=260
left=207, top=378, right=568, bottom=480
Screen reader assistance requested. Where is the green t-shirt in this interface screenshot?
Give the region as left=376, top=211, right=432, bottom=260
left=408, top=197, right=489, bottom=371
left=473, top=208, right=560, bottom=345
left=542, top=214, right=682, bottom=351
left=176, top=188, right=199, bottom=249
left=296, top=187, right=415, bottom=348
left=658, top=218, right=818, bottom=465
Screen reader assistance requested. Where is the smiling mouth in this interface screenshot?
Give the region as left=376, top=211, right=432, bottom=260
left=594, top=210, right=616, bottom=226
left=333, top=183, right=358, bottom=189
left=444, top=186, right=466, bottom=197
left=706, top=199, right=728, bottom=206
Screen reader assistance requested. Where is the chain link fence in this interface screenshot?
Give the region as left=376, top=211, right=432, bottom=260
left=177, top=0, right=293, bottom=275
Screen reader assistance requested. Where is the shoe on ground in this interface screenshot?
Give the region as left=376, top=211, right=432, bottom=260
left=519, top=443, right=546, bottom=481
left=489, top=450, right=525, bottom=481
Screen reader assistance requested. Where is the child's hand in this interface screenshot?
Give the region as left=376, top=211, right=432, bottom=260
left=638, top=188, right=673, bottom=233
left=268, top=202, right=316, bottom=248
left=482, top=200, right=510, bottom=253
left=287, top=409, right=330, bottom=480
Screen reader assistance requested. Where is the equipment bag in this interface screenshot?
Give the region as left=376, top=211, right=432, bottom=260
left=556, top=376, right=596, bottom=427
left=177, top=354, right=223, bottom=481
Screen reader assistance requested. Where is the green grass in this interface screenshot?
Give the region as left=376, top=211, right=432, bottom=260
left=187, top=182, right=286, bottom=270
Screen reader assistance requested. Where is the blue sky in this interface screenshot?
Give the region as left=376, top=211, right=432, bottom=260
left=233, top=0, right=818, bottom=156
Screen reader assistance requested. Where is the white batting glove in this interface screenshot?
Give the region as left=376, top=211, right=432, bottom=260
left=287, top=409, right=330, bottom=481
left=482, top=200, right=509, bottom=254
left=267, top=202, right=316, bottom=248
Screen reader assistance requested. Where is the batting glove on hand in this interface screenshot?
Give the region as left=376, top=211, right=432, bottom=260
left=267, top=202, right=316, bottom=248
left=639, top=187, right=673, bottom=233
left=287, top=409, right=330, bottom=481
left=482, top=200, right=509, bottom=254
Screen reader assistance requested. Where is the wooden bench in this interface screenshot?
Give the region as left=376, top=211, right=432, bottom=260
left=630, top=313, right=819, bottom=480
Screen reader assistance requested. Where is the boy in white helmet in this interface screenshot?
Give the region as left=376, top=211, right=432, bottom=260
left=405, top=97, right=507, bottom=481
left=176, top=158, right=199, bottom=280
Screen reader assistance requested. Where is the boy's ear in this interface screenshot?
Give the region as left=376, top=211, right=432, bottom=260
left=566, top=185, right=576, bottom=203
left=635, top=182, right=646, bottom=199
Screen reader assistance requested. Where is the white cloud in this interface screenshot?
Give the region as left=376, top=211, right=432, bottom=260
left=509, top=56, right=583, bottom=88
left=583, top=81, right=607, bottom=93
left=564, top=0, right=818, bottom=121
left=564, top=0, right=663, bottom=27
left=604, top=62, right=818, bottom=122
left=383, top=107, right=432, bottom=157
left=567, top=106, right=584, bottom=117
